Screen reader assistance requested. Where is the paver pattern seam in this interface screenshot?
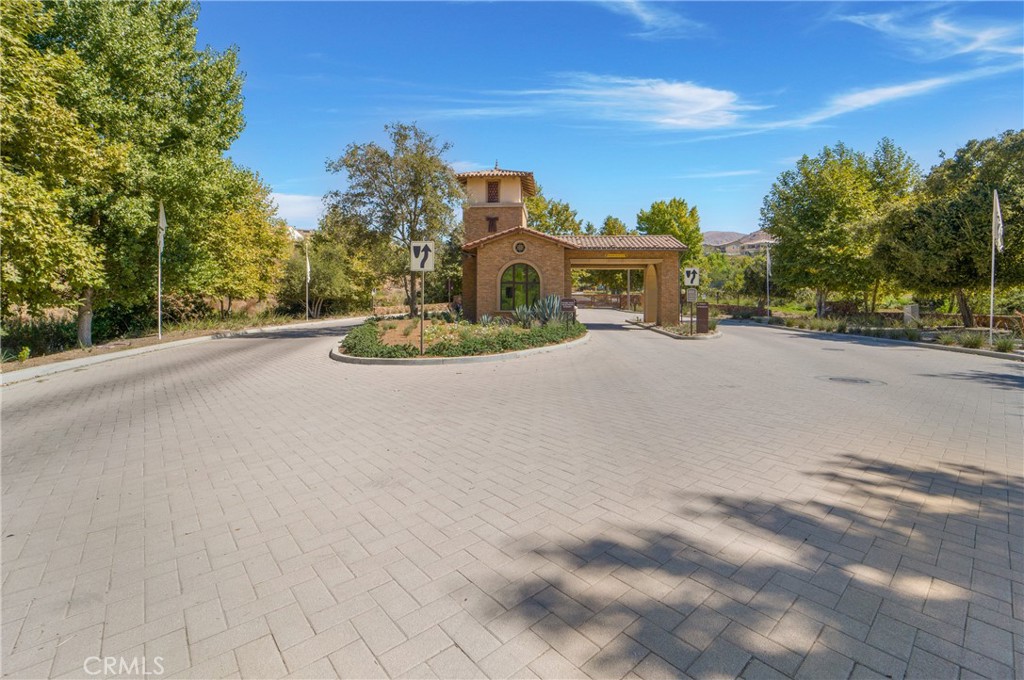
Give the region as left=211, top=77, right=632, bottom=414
left=2, top=310, right=1021, bottom=679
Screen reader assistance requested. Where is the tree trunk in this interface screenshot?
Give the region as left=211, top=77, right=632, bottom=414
left=815, top=289, right=827, bottom=318
left=409, top=273, right=418, bottom=317
left=77, top=287, right=94, bottom=347
left=955, top=288, right=974, bottom=328
left=870, top=280, right=880, bottom=314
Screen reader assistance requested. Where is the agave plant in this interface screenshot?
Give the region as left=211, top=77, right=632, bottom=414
left=531, top=295, right=561, bottom=325
left=512, top=304, right=534, bottom=328
left=479, top=314, right=493, bottom=327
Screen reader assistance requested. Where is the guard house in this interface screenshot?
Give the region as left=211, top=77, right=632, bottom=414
left=459, top=167, right=686, bottom=325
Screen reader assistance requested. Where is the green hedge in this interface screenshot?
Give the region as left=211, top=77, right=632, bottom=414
left=341, top=320, right=587, bottom=358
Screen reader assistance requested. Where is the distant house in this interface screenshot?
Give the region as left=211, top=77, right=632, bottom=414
left=705, top=230, right=774, bottom=256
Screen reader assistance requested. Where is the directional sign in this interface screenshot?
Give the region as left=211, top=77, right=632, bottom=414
left=683, top=267, right=700, bottom=286
left=410, top=241, right=435, bottom=272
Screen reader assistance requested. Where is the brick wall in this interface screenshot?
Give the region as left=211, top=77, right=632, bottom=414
left=475, top=234, right=565, bottom=319
left=463, top=205, right=527, bottom=244
left=461, top=254, right=477, bottom=321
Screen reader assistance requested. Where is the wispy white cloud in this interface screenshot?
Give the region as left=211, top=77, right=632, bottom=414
left=599, top=1, right=706, bottom=40
left=421, top=73, right=755, bottom=130
left=421, top=54, right=1016, bottom=138
left=772, top=64, right=1020, bottom=128
left=271, top=193, right=323, bottom=228
left=839, top=7, right=1023, bottom=61
left=677, top=170, right=761, bottom=179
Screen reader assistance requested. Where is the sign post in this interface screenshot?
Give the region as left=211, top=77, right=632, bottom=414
left=561, top=298, right=577, bottom=325
left=410, top=241, right=435, bottom=355
left=683, top=268, right=700, bottom=335
left=685, top=287, right=698, bottom=335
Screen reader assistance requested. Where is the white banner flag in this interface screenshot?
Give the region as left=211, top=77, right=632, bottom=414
left=993, top=189, right=1004, bottom=253
left=305, top=247, right=311, bottom=284
left=158, top=201, right=167, bottom=254
left=766, top=246, right=772, bottom=276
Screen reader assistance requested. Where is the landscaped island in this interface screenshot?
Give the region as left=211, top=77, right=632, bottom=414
left=341, top=295, right=587, bottom=358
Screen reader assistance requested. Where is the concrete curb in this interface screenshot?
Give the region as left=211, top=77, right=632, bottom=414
left=1, top=316, right=366, bottom=386
left=329, top=330, right=590, bottom=366
left=627, top=319, right=722, bottom=340
left=729, top=320, right=1024, bottom=362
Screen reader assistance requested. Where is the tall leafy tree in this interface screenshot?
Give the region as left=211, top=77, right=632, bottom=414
left=204, top=169, right=292, bottom=315
left=601, top=216, right=629, bottom=235
left=0, top=0, right=107, bottom=313
left=761, top=143, right=880, bottom=316
left=636, top=198, right=703, bottom=268
left=325, top=123, right=462, bottom=315
left=525, top=188, right=584, bottom=235
left=37, top=0, right=245, bottom=344
left=876, top=130, right=1023, bottom=326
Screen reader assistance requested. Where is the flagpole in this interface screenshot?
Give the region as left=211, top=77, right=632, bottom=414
left=766, top=244, right=772, bottom=318
left=158, top=201, right=166, bottom=339
left=989, top=190, right=999, bottom=344
left=158, top=250, right=162, bottom=339
left=304, top=238, right=310, bottom=321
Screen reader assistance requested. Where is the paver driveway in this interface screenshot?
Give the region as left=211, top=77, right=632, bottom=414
left=2, top=309, right=1022, bottom=679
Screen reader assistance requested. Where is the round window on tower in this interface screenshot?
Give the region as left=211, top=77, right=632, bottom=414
left=513, top=241, right=527, bottom=255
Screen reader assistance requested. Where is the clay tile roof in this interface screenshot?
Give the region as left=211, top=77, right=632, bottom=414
left=456, top=168, right=537, bottom=197
left=558, top=234, right=687, bottom=251
left=461, top=226, right=572, bottom=252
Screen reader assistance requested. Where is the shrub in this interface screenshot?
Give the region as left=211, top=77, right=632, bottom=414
left=531, top=295, right=561, bottom=325
left=479, top=314, right=493, bottom=327
left=1, top=316, right=79, bottom=356
left=994, top=336, right=1016, bottom=353
left=341, top=321, right=418, bottom=358
left=937, top=332, right=958, bottom=346
left=17, top=346, right=31, bottom=362
left=903, top=327, right=922, bottom=341
left=958, top=332, right=984, bottom=349
left=512, top=304, right=533, bottom=328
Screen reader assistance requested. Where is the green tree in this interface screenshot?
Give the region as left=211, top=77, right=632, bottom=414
left=204, top=169, right=292, bottom=315
left=705, top=252, right=747, bottom=303
left=636, top=198, right=703, bottom=266
left=876, top=130, right=1023, bottom=326
left=0, top=0, right=107, bottom=314
left=37, top=0, right=246, bottom=345
left=601, top=216, right=629, bottom=235
left=325, top=123, right=462, bottom=315
left=761, top=143, right=880, bottom=316
left=525, top=188, right=584, bottom=235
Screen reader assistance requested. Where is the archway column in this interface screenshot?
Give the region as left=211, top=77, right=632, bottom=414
left=644, top=264, right=658, bottom=324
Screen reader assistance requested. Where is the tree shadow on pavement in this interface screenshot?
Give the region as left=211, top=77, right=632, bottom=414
left=217, top=324, right=357, bottom=340
left=916, top=370, right=1024, bottom=392
left=497, top=454, right=1022, bottom=679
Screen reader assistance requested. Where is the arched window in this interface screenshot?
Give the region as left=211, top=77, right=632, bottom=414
left=500, top=263, right=540, bottom=310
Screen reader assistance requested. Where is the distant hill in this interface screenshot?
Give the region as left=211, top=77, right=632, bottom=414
left=702, top=231, right=745, bottom=246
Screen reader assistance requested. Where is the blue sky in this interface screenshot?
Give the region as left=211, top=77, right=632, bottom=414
left=195, top=1, right=1023, bottom=233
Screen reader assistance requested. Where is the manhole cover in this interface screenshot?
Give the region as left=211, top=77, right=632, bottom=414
left=816, top=376, right=886, bottom=386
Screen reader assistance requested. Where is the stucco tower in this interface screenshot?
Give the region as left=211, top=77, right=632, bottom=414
left=458, top=167, right=537, bottom=320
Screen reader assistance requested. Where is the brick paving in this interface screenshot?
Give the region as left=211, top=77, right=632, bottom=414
left=2, top=310, right=1021, bottom=679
